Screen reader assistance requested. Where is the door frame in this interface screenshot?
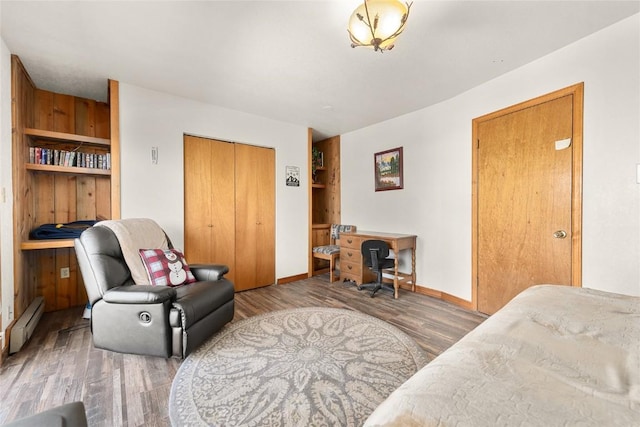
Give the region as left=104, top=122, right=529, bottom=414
left=471, top=83, right=584, bottom=311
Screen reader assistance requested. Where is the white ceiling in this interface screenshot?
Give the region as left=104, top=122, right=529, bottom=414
left=2, top=1, right=639, bottom=140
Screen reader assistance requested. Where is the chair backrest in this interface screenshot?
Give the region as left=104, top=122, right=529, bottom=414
left=74, top=226, right=136, bottom=305
left=330, top=224, right=356, bottom=244
left=361, top=239, right=390, bottom=270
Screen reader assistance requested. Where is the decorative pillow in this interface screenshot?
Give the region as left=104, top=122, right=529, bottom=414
left=139, top=248, right=197, bottom=287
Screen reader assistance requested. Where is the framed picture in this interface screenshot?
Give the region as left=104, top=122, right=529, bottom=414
left=285, top=165, right=300, bottom=187
left=374, top=147, right=403, bottom=191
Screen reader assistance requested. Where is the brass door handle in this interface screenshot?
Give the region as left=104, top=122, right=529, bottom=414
left=553, top=230, right=567, bottom=239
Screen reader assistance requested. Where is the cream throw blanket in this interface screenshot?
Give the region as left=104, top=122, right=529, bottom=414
left=97, top=218, right=169, bottom=285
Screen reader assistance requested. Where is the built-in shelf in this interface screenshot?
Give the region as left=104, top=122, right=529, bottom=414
left=25, top=163, right=111, bottom=176
left=25, top=128, right=110, bottom=147
left=312, top=183, right=326, bottom=189
left=21, top=239, right=75, bottom=250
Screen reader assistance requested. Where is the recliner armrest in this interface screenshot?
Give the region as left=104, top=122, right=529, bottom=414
left=190, top=264, right=229, bottom=281
left=103, top=285, right=176, bottom=304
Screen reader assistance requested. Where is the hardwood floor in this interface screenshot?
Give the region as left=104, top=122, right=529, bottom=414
left=0, top=275, right=486, bottom=426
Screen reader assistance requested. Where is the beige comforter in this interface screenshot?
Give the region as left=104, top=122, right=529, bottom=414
left=364, top=285, right=640, bottom=426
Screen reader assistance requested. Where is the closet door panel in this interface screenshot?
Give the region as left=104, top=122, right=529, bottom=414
left=184, top=136, right=236, bottom=282
left=209, top=140, right=236, bottom=283
left=254, top=146, right=276, bottom=286
left=235, top=144, right=275, bottom=291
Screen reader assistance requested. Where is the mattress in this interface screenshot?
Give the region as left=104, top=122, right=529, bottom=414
left=364, top=285, right=640, bottom=426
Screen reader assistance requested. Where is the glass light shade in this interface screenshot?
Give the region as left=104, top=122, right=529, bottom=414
left=348, top=0, right=411, bottom=51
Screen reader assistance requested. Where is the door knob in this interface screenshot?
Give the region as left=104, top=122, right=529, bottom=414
left=553, top=230, right=568, bottom=239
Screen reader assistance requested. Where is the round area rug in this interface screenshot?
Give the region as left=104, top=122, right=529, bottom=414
left=169, top=307, right=427, bottom=426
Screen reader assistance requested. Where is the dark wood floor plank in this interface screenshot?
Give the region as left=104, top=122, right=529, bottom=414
left=0, top=275, right=486, bottom=426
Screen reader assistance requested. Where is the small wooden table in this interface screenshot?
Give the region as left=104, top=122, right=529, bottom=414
left=339, top=231, right=417, bottom=299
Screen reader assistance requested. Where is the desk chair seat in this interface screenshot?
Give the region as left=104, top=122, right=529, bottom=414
left=312, top=224, right=356, bottom=282
left=359, top=239, right=396, bottom=298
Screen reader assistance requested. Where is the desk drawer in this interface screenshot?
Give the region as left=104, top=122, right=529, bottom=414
left=340, top=265, right=375, bottom=285
left=340, top=259, right=363, bottom=276
left=340, top=234, right=362, bottom=250
left=340, top=248, right=360, bottom=264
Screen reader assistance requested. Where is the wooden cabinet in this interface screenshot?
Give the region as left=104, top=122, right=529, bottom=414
left=11, top=55, right=120, bottom=313
left=184, top=136, right=275, bottom=292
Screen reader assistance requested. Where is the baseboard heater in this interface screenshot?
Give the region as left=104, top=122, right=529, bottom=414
left=10, top=296, right=44, bottom=354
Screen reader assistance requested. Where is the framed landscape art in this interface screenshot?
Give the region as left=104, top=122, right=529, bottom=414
left=374, top=147, right=403, bottom=191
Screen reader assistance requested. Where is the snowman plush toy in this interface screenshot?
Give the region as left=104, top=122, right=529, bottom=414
left=165, top=250, right=187, bottom=286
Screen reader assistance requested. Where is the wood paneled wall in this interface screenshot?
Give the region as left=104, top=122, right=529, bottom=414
left=11, top=55, right=114, bottom=314
left=311, top=136, right=341, bottom=225
left=11, top=56, right=36, bottom=318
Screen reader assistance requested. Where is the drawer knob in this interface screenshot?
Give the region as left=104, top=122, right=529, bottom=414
left=348, top=265, right=353, bottom=270
left=347, top=239, right=353, bottom=244
left=347, top=252, right=353, bottom=257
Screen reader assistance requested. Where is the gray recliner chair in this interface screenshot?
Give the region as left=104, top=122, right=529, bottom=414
left=2, top=402, right=87, bottom=427
left=74, top=220, right=234, bottom=358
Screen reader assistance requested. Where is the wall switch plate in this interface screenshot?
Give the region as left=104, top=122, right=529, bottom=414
left=60, top=267, right=70, bottom=278
left=151, top=147, right=159, bottom=164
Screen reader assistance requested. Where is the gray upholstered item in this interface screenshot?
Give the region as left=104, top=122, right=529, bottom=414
left=1, top=401, right=87, bottom=427
left=74, top=220, right=235, bottom=358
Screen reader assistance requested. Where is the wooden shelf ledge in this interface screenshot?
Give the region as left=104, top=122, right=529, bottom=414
left=21, top=239, right=75, bottom=250
left=25, top=128, right=110, bottom=147
left=26, top=163, right=111, bottom=176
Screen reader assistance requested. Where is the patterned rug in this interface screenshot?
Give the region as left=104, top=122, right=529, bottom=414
left=169, top=307, right=427, bottom=426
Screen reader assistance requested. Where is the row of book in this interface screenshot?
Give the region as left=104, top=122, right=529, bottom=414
left=29, top=147, right=111, bottom=170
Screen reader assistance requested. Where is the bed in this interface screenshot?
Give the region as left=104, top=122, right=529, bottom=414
left=364, top=285, right=640, bottom=426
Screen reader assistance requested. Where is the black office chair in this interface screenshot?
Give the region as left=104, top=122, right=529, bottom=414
left=359, top=239, right=396, bottom=298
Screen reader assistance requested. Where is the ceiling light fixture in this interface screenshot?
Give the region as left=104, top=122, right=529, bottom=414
left=348, top=0, right=412, bottom=52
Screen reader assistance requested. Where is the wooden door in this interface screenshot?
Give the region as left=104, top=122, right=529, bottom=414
left=474, top=85, right=583, bottom=315
left=234, top=144, right=275, bottom=291
left=184, top=135, right=236, bottom=283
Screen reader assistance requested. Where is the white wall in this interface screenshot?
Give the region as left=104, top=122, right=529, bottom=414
left=342, top=14, right=640, bottom=300
left=119, top=84, right=309, bottom=280
left=1, top=14, right=638, bottom=322
left=0, top=36, right=15, bottom=347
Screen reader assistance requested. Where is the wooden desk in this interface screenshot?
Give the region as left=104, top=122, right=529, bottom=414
left=339, top=231, right=417, bottom=299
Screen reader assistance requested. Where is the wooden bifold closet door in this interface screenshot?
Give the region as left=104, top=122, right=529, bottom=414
left=184, top=135, right=275, bottom=291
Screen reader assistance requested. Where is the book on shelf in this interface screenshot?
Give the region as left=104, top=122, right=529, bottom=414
left=28, top=146, right=111, bottom=170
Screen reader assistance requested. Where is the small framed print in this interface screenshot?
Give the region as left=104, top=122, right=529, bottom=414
left=285, top=165, right=300, bottom=187
left=374, top=147, right=403, bottom=191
